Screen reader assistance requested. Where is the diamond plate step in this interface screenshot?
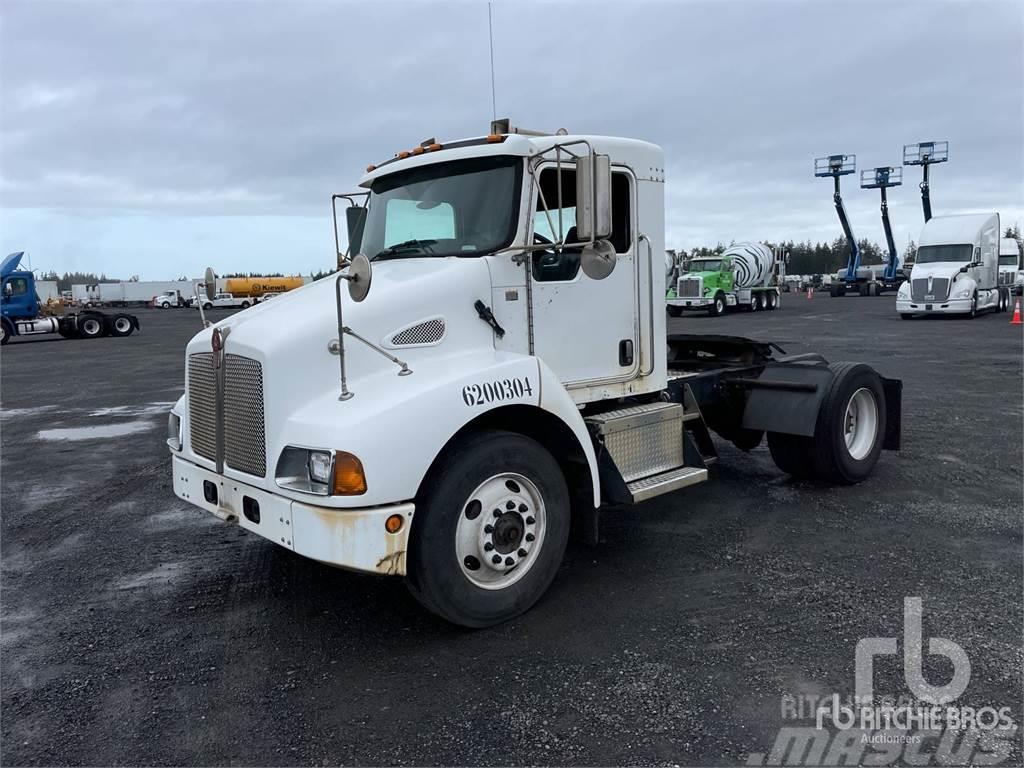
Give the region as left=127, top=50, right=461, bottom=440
left=627, top=466, right=708, bottom=503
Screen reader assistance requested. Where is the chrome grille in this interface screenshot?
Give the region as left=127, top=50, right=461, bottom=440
left=187, top=353, right=216, bottom=461
left=224, top=354, right=266, bottom=477
left=678, top=277, right=702, bottom=298
left=911, top=277, right=949, bottom=302
left=390, top=317, right=445, bottom=346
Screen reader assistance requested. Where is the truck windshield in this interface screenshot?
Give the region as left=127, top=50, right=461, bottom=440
left=999, top=255, right=1019, bottom=267
left=357, top=156, right=522, bottom=261
left=916, top=244, right=972, bottom=264
left=688, top=260, right=722, bottom=272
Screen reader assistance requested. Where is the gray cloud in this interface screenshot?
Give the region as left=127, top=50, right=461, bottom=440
left=1, top=0, right=1021, bottom=277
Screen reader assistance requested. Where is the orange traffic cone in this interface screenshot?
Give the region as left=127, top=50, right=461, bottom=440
left=1012, top=297, right=1022, bottom=325
left=806, top=287, right=813, bottom=300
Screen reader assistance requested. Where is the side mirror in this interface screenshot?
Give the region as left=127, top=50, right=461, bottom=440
left=575, top=152, right=612, bottom=241
left=347, top=252, right=372, bottom=302
left=581, top=240, right=616, bottom=280
left=2, top=283, right=11, bottom=297
left=345, top=207, right=367, bottom=265
left=204, top=267, right=217, bottom=301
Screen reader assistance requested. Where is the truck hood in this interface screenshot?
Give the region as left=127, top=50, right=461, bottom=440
left=186, top=256, right=498, bottom=393
left=1, top=252, right=25, bottom=279
left=908, top=262, right=969, bottom=282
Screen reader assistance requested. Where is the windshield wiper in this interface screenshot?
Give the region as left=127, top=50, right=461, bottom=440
left=373, top=239, right=438, bottom=260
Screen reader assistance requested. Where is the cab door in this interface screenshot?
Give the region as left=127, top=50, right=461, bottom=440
left=528, top=165, right=638, bottom=387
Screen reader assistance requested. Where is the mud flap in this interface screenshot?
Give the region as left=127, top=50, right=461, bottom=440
left=881, top=377, right=902, bottom=450
left=739, top=363, right=833, bottom=437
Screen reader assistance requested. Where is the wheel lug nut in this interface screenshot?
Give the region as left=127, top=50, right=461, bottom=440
left=484, top=542, right=494, bottom=551
left=525, top=533, right=535, bottom=542
left=493, top=509, right=501, bottom=518
left=492, top=554, right=502, bottom=564
left=526, top=516, right=535, bottom=525
left=506, top=500, right=515, bottom=510
left=504, top=557, right=514, bottom=566
left=518, top=503, right=528, bottom=513
left=484, top=524, right=493, bottom=534
left=518, top=548, right=527, bottom=557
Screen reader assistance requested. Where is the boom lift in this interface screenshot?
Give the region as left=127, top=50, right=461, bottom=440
left=860, top=165, right=906, bottom=292
left=902, top=141, right=948, bottom=223
left=815, top=154, right=866, bottom=297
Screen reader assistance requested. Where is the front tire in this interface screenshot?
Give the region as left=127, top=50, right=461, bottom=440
left=707, top=293, right=726, bottom=317
left=406, top=430, right=570, bottom=628
left=0, top=320, right=10, bottom=345
left=240, top=301, right=251, bottom=308
left=968, top=292, right=978, bottom=319
left=161, top=301, right=171, bottom=309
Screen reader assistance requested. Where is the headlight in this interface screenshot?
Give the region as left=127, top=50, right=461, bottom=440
left=898, top=283, right=910, bottom=297
left=276, top=447, right=367, bottom=496
left=166, top=412, right=182, bottom=451
left=952, top=283, right=973, bottom=299
left=307, top=451, right=333, bottom=484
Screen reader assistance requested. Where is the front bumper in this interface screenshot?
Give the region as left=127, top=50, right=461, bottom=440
left=896, top=296, right=972, bottom=315
left=172, top=455, right=412, bottom=576
left=667, top=297, right=711, bottom=309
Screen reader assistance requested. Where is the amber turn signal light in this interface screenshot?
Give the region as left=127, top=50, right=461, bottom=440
left=385, top=514, right=404, bottom=534
left=332, top=451, right=367, bottom=495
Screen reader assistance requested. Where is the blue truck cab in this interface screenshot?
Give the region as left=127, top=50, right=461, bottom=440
left=1, top=252, right=139, bottom=345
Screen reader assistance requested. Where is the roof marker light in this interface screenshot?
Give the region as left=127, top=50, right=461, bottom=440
left=366, top=164, right=376, bottom=172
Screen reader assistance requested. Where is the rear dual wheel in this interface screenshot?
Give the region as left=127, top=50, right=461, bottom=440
left=110, top=314, right=135, bottom=337
left=407, top=430, right=570, bottom=628
left=767, top=362, right=886, bottom=484
left=78, top=315, right=105, bottom=339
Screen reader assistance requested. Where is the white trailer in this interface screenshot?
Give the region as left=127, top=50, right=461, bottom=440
left=167, top=121, right=902, bottom=627
left=83, top=280, right=199, bottom=307
left=897, top=213, right=1007, bottom=317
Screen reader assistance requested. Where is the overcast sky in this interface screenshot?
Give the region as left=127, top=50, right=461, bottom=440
left=1, top=0, right=1021, bottom=280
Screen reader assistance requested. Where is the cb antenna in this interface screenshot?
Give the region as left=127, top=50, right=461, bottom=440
left=488, top=2, right=496, bottom=121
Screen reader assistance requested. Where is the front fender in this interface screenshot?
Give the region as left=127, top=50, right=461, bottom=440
left=278, top=351, right=597, bottom=508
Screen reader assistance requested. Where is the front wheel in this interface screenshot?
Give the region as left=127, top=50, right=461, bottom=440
left=240, top=301, right=251, bottom=308
left=707, top=293, right=726, bottom=317
left=161, top=301, right=171, bottom=309
left=968, top=292, right=978, bottom=319
left=202, top=302, right=212, bottom=310
left=0, top=320, right=10, bottom=345
left=406, top=430, right=570, bottom=628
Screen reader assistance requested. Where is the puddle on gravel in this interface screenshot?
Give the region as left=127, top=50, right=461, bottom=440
left=37, top=421, right=154, bottom=441
left=88, top=401, right=175, bottom=418
left=0, top=405, right=59, bottom=420
left=114, top=562, right=187, bottom=592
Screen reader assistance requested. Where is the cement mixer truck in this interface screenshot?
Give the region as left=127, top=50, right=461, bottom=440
left=666, top=242, right=783, bottom=316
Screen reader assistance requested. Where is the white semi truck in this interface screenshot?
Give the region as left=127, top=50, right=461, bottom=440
left=168, top=122, right=902, bottom=627
left=897, top=213, right=1008, bottom=318
left=666, top=242, right=782, bottom=316
left=998, top=237, right=1022, bottom=298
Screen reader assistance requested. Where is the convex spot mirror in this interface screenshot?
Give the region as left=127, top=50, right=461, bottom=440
left=347, top=252, right=372, bottom=302
left=575, top=152, right=612, bottom=241
left=204, top=267, right=217, bottom=301
left=581, top=239, right=617, bottom=280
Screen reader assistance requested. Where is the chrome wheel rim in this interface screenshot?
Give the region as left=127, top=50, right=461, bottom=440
left=114, top=317, right=131, bottom=332
left=82, top=319, right=100, bottom=335
left=844, top=387, right=878, bottom=461
left=455, top=473, right=546, bottom=590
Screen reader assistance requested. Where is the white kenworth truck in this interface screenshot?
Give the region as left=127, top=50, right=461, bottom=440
left=897, top=213, right=1008, bottom=318
left=168, top=121, right=902, bottom=627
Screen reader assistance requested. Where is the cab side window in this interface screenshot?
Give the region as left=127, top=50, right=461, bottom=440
left=531, top=167, right=632, bottom=282
left=6, top=278, right=28, bottom=296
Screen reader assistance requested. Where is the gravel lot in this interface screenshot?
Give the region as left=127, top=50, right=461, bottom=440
left=2, top=295, right=1021, bottom=766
